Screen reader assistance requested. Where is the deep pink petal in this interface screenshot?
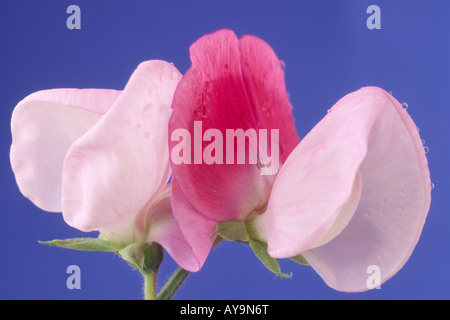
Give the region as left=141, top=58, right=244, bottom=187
left=169, top=29, right=298, bottom=269
left=146, top=188, right=204, bottom=272
left=169, top=29, right=268, bottom=224
left=10, top=89, right=120, bottom=212
left=239, top=35, right=299, bottom=163
left=302, top=87, right=431, bottom=292
left=61, top=61, right=181, bottom=243
left=169, top=29, right=298, bottom=223
left=169, top=179, right=217, bottom=271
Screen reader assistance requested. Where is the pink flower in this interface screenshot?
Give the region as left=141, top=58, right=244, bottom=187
left=10, top=60, right=201, bottom=272
left=169, top=29, right=431, bottom=291
left=265, top=87, right=431, bottom=291
left=168, top=29, right=299, bottom=271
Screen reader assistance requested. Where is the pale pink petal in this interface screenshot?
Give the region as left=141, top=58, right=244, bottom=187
left=10, top=89, right=120, bottom=212
left=61, top=61, right=181, bottom=243
left=302, top=87, right=431, bottom=292
left=266, top=88, right=386, bottom=258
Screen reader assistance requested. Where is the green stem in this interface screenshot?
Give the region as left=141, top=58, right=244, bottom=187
left=143, top=271, right=157, bottom=300
left=156, top=267, right=190, bottom=300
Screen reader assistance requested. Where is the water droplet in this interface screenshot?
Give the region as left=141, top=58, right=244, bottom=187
left=280, top=60, right=286, bottom=70
left=327, top=109, right=331, bottom=114
left=204, top=81, right=213, bottom=93
left=144, top=132, right=153, bottom=140
left=421, top=139, right=426, bottom=145
left=197, top=106, right=210, bottom=119
left=142, top=103, right=153, bottom=113
left=424, top=146, right=430, bottom=154
left=389, top=91, right=393, bottom=95
left=416, top=126, right=420, bottom=133
left=431, top=182, right=435, bottom=190
left=402, top=102, right=408, bottom=110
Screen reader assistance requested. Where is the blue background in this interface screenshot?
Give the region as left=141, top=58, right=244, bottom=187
left=1, top=0, right=449, bottom=300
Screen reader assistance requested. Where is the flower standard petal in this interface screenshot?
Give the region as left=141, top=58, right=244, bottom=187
left=169, top=29, right=269, bottom=224
left=10, top=89, right=120, bottom=212
left=238, top=35, right=298, bottom=164
left=169, top=29, right=298, bottom=269
left=61, top=61, right=182, bottom=243
left=266, top=87, right=431, bottom=291
left=302, top=87, right=431, bottom=292
left=266, top=87, right=383, bottom=258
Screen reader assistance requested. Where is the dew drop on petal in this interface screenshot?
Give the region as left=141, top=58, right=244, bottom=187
left=431, top=182, right=435, bottom=190
left=424, top=146, right=430, bottom=154
left=402, top=102, right=408, bottom=110
left=144, top=132, right=153, bottom=141
left=142, top=103, right=153, bottom=113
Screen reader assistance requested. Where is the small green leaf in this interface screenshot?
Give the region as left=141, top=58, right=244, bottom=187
left=212, top=220, right=250, bottom=242
left=39, top=238, right=125, bottom=252
left=117, top=242, right=163, bottom=274
left=290, top=254, right=310, bottom=266
left=249, top=239, right=292, bottom=279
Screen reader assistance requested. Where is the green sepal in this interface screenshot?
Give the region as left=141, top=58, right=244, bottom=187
left=39, top=238, right=125, bottom=252
left=117, top=242, right=163, bottom=275
left=290, top=254, right=310, bottom=266
left=211, top=220, right=250, bottom=242
left=249, top=239, right=292, bottom=279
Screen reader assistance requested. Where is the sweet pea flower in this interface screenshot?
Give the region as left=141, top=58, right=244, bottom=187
left=168, top=29, right=299, bottom=269
left=265, top=87, right=431, bottom=291
left=10, top=60, right=200, bottom=272
left=168, top=29, right=431, bottom=291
